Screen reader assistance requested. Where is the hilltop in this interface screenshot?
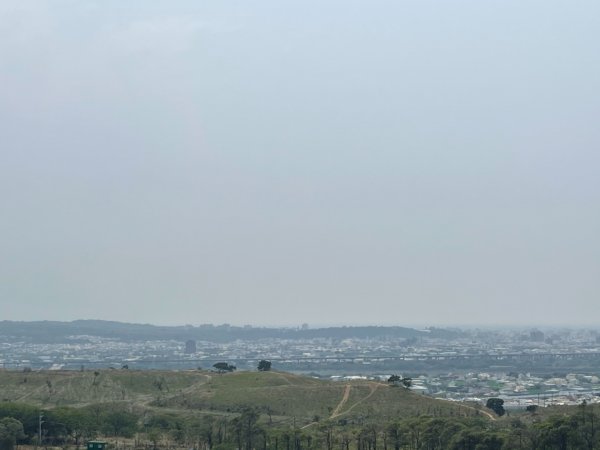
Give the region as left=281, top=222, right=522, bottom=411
left=0, top=369, right=479, bottom=425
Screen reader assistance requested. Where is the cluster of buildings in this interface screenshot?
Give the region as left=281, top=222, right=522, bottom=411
left=388, top=371, right=600, bottom=408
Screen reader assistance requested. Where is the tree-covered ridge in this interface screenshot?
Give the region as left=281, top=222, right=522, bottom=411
left=0, top=400, right=599, bottom=450
left=0, top=320, right=460, bottom=343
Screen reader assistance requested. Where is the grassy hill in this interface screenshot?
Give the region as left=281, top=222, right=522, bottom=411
left=0, top=369, right=481, bottom=426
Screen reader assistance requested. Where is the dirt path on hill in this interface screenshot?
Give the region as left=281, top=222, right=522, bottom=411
left=16, top=384, right=47, bottom=402
left=301, top=383, right=352, bottom=429
left=336, top=382, right=381, bottom=417
left=181, top=374, right=212, bottom=392
left=302, top=382, right=383, bottom=429
left=330, top=384, right=351, bottom=418
left=438, top=399, right=496, bottom=421
left=466, top=405, right=496, bottom=420
left=274, top=372, right=294, bottom=385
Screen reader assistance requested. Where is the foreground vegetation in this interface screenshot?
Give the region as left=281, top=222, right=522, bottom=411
left=1, top=370, right=599, bottom=449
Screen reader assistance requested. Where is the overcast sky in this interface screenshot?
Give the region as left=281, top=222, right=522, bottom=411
left=1, top=1, right=599, bottom=327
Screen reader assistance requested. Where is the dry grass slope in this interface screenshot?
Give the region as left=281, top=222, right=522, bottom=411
left=0, top=369, right=479, bottom=425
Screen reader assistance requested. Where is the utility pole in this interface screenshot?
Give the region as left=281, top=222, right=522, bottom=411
left=38, top=412, right=44, bottom=447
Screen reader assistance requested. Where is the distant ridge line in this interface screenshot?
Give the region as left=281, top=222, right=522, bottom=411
left=0, top=320, right=461, bottom=343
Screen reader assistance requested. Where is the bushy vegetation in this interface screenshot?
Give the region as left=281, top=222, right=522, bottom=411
left=1, top=399, right=600, bottom=449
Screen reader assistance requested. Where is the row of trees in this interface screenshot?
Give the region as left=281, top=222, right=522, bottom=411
left=0, top=402, right=138, bottom=447
left=1, top=400, right=599, bottom=450
left=212, top=360, right=272, bottom=373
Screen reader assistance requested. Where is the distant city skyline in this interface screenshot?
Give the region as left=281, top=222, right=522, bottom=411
left=1, top=1, right=599, bottom=327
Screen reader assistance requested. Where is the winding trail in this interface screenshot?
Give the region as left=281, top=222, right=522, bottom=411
left=336, top=382, right=381, bottom=417
left=330, top=384, right=352, bottom=418
left=301, top=384, right=351, bottom=430
left=462, top=404, right=496, bottom=421
left=301, top=382, right=383, bottom=430
left=437, top=399, right=496, bottom=421
left=16, top=384, right=47, bottom=402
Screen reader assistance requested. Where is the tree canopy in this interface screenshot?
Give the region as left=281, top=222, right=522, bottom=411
left=0, top=418, right=26, bottom=450
left=213, top=362, right=236, bottom=373
left=257, top=360, right=272, bottom=371
left=388, top=375, right=412, bottom=388
left=387, top=375, right=401, bottom=384
left=485, top=398, right=505, bottom=417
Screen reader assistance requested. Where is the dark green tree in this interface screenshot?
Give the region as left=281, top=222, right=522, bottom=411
left=386, top=421, right=403, bottom=450
left=576, top=401, right=599, bottom=450
left=232, top=408, right=261, bottom=450
left=535, top=415, right=580, bottom=450
left=0, top=418, right=26, bottom=450
left=46, top=407, right=96, bottom=445
left=449, top=429, right=504, bottom=450
left=257, top=360, right=272, bottom=371
left=526, top=404, right=538, bottom=413
left=0, top=402, right=39, bottom=437
left=101, top=410, right=138, bottom=437
left=387, top=375, right=401, bottom=385
left=401, top=377, right=413, bottom=389
left=421, top=418, right=461, bottom=450
left=213, top=362, right=236, bottom=373
left=485, top=398, right=505, bottom=416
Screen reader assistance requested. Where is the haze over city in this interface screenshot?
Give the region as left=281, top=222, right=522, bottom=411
left=1, top=1, right=599, bottom=327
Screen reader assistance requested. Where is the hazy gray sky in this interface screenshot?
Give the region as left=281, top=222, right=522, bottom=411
left=1, top=1, right=599, bottom=327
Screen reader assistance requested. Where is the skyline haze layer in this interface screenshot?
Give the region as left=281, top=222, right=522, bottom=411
left=1, top=1, right=599, bottom=327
